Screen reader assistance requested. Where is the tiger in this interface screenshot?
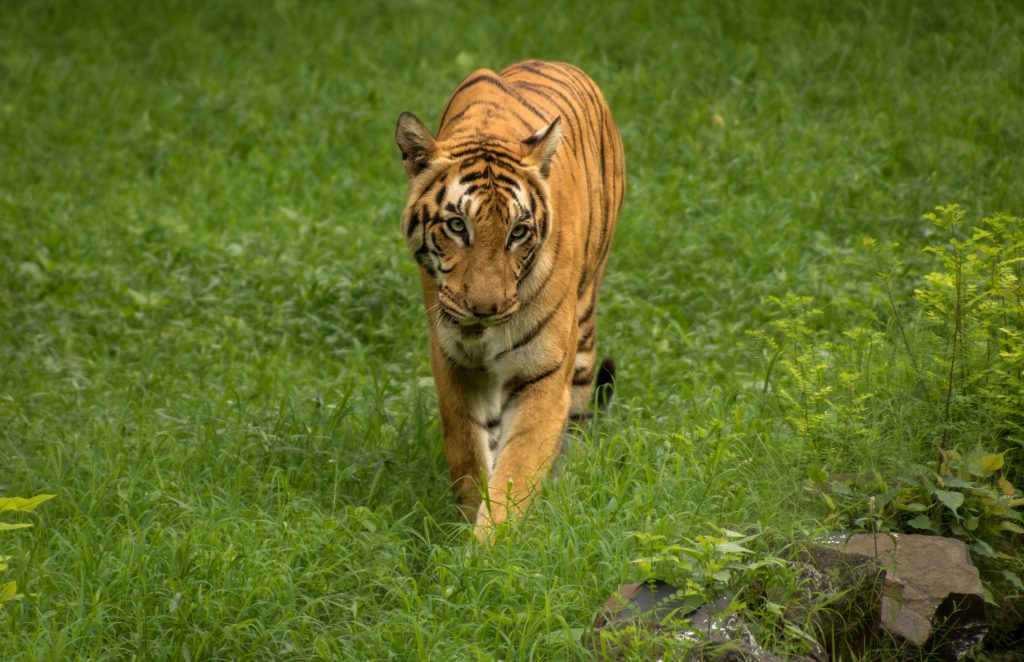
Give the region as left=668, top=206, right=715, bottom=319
left=394, top=60, right=625, bottom=542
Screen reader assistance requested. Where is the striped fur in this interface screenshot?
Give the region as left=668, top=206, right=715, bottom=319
left=395, top=60, right=625, bottom=541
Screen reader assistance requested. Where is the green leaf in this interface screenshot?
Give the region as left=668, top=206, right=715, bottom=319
left=907, top=515, right=934, bottom=530
left=0, top=494, right=56, bottom=514
left=0, top=522, right=32, bottom=531
left=1002, top=570, right=1024, bottom=591
left=972, top=540, right=997, bottom=558
left=0, top=581, right=21, bottom=602
left=934, top=490, right=964, bottom=516
left=807, top=466, right=828, bottom=484
left=715, top=542, right=752, bottom=555
left=979, top=452, right=1006, bottom=472
left=1000, top=520, right=1024, bottom=534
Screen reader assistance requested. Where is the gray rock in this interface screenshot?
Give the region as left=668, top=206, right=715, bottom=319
left=837, top=533, right=987, bottom=659
left=783, top=545, right=885, bottom=660
left=671, top=594, right=786, bottom=661
left=587, top=582, right=786, bottom=661
left=585, top=534, right=987, bottom=660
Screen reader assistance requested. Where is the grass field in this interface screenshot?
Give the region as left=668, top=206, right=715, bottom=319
left=2, top=0, right=1023, bottom=658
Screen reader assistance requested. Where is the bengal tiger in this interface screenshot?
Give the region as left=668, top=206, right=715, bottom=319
left=394, top=60, right=625, bottom=541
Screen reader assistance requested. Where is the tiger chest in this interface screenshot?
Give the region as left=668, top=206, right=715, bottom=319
left=435, top=304, right=564, bottom=379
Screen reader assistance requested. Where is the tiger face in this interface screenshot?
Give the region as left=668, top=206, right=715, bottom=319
left=396, top=112, right=562, bottom=336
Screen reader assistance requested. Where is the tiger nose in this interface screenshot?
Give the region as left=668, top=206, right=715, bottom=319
left=466, top=301, right=500, bottom=318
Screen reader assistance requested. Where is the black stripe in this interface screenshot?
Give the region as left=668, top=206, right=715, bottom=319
left=495, top=284, right=569, bottom=360
left=577, top=325, right=595, bottom=348
left=460, top=171, right=487, bottom=184
left=593, top=124, right=615, bottom=270
left=438, top=342, right=475, bottom=369
left=572, top=367, right=594, bottom=386
left=504, top=360, right=563, bottom=406
left=449, top=143, right=521, bottom=160
left=444, top=74, right=549, bottom=129
left=577, top=295, right=596, bottom=325
left=413, top=244, right=428, bottom=265
left=450, top=73, right=509, bottom=97
left=420, top=206, right=433, bottom=236
left=514, top=80, right=584, bottom=153
left=444, top=99, right=530, bottom=131
left=494, top=174, right=520, bottom=189
left=452, top=150, right=522, bottom=171
left=405, top=206, right=422, bottom=240
left=523, top=220, right=561, bottom=294
left=414, top=169, right=448, bottom=205
left=518, top=245, right=539, bottom=277
left=577, top=329, right=596, bottom=353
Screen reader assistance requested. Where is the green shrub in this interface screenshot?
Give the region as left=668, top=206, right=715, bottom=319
left=742, top=205, right=1024, bottom=605
left=1, top=494, right=54, bottom=603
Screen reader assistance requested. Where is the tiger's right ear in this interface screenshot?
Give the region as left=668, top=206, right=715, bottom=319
left=395, top=112, right=437, bottom=178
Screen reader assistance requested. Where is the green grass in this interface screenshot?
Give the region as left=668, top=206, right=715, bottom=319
left=2, top=0, right=1023, bottom=658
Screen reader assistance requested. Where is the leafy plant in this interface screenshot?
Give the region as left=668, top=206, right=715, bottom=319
left=751, top=204, right=1024, bottom=628
left=631, top=526, right=782, bottom=614
left=1, top=494, right=54, bottom=603
left=915, top=204, right=1024, bottom=451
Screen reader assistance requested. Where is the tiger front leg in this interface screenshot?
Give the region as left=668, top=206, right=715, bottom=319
left=474, top=363, right=571, bottom=542
left=429, top=342, right=497, bottom=521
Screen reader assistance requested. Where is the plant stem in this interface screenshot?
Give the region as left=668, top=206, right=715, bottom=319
left=872, top=249, right=931, bottom=404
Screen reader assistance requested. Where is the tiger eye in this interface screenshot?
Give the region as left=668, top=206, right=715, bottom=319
left=510, top=224, right=528, bottom=239
left=447, top=218, right=466, bottom=233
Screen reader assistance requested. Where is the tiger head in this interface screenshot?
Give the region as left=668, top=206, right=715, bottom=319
left=395, top=112, right=562, bottom=333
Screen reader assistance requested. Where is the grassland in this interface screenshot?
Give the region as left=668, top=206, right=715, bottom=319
left=2, top=0, right=1023, bottom=658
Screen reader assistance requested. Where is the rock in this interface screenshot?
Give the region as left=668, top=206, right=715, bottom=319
left=671, top=594, right=787, bottom=661
left=783, top=545, right=885, bottom=660
left=837, top=533, right=987, bottom=659
left=586, top=580, right=695, bottom=659
left=585, top=534, right=987, bottom=660
left=590, top=579, right=697, bottom=632
left=587, top=581, right=787, bottom=661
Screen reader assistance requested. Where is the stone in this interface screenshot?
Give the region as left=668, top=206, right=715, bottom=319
left=671, top=594, right=787, bottom=661
left=783, top=545, right=885, bottom=660
left=838, top=533, right=987, bottom=659
left=587, top=581, right=787, bottom=661
left=590, top=579, right=695, bottom=632
left=585, top=534, right=988, bottom=660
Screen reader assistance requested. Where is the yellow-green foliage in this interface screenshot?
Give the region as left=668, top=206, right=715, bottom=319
left=916, top=204, right=1024, bottom=445
left=1, top=494, right=55, bottom=603
left=746, top=204, right=1024, bottom=602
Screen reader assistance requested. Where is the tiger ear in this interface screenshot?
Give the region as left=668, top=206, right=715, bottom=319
left=395, top=112, right=437, bottom=177
left=521, top=117, right=562, bottom=178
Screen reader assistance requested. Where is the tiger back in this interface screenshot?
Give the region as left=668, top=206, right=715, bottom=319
left=395, top=60, right=625, bottom=541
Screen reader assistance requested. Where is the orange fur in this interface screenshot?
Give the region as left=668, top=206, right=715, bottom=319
left=395, top=61, right=625, bottom=541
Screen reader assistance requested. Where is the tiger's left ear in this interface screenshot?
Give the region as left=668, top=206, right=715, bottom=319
left=521, top=117, right=562, bottom=178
